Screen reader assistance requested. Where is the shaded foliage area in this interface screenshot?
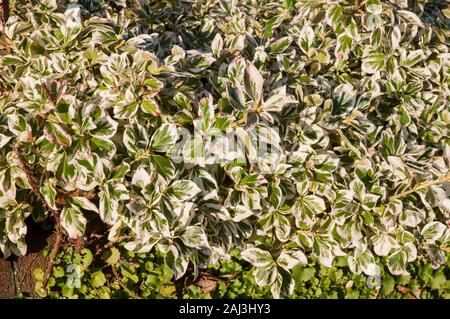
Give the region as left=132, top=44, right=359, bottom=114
left=29, top=244, right=450, bottom=299
left=0, top=0, right=449, bottom=298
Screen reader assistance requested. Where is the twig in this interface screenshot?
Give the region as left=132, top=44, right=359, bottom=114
left=336, top=128, right=362, bottom=157
left=14, top=141, right=61, bottom=288
left=42, top=225, right=62, bottom=288
left=15, top=143, right=40, bottom=200
left=1, top=0, right=10, bottom=24
left=389, top=172, right=450, bottom=201
left=119, top=257, right=140, bottom=268
left=94, top=235, right=135, bottom=255
left=111, top=264, right=142, bottom=299
left=41, top=81, right=57, bottom=106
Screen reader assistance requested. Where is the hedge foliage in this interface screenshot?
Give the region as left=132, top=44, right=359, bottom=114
left=29, top=245, right=449, bottom=299
left=0, top=0, right=449, bottom=298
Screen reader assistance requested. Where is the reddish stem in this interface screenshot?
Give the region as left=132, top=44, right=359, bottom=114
left=2, top=0, right=10, bottom=24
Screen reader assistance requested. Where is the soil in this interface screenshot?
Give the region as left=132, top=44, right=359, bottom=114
left=0, top=220, right=54, bottom=299
left=0, top=211, right=107, bottom=298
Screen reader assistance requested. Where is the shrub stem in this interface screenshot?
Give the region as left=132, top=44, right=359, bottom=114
left=14, top=141, right=62, bottom=289
left=111, top=264, right=142, bottom=299
left=336, top=128, right=361, bottom=157
left=1, top=0, right=9, bottom=24
left=389, top=172, right=450, bottom=201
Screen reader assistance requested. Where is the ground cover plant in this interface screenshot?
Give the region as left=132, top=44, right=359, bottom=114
left=0, top=0, right=449, bottom=298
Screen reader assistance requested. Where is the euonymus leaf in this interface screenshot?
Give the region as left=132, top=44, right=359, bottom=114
left=179, top=226, right=209, bottom=248
left=277, top=250, right=307, bottom=270
left=331, top=84, right=356, bottom=119
left=61, top=206, right=87, bottom=239
left=0, top=0, right=448, bottom=299
left=241, top=247, right=273, bottom=268
left=150, top=124, right=178, bottom=153
left=387, top=250, right=408, bottom=276
left=421, top=222, right=446, bottom=243
left=168, top=180, right=201, bottom=201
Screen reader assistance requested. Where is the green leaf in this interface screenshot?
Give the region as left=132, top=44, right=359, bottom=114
left=270, top=36, right=292, bottom=54
left=284, top=0, right=294, bottom=9
left=61, top=206, right=87, bottom=239
left=245, top=61, right=264, bottom=103
left=421, top=222, right=446, bottom=243
left=401, top=50, right=425, bottom=68
left=335, top=34, right=352, bottom=56
left=269, top=183, right=283, bottom=208
left=44, top=123, right=72, bottom=146
left=431, top=272, right=446, bottom=290
left=90, top=136, right=116, bottom=155
left=331, top=84, right=356, bottom=119
left=326, top=5, right=343, bottom=27
left=143, top=77, right=163, bottom=89
left=81, top=248, right=93, bottom=268
left=168, top=180, right=201, bottom=201
left=56, top=153, right=76, bottom=182
left=150, top=123, right=179, bottom=153
left=292, top=266, right=315, bottom=283
left=151, top=155, right=175, bottom=179
left=33, top=268, right=45, bottom=282
left=387, top=250, right=408, bottom=276
left=102, top=247, right=121, bottom=266
left=362, top=52, right=385, bottom=74
left=174, top=92, right=192, bottom=110
left=381, top=276, right=395, bottom=296
left=277, top=250, right=307, bottom=270
left=53, top=266, right=65, bottom=278
left=91, top=271, right=107, bottom=288
left=370, top=28, right=383, bottom=47
left=179, top=226, right=209, bottom=248
left=141, top=99, right=160, bottom=116
left=241, top=247, right=273, bottom=267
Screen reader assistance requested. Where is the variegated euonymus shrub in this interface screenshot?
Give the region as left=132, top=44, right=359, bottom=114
left=0, top=0, right=449, bottom=298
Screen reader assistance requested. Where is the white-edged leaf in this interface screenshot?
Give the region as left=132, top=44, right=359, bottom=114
left=211, top=33, right=223, bottom=57
left=421, top=222, right=446, bottom=243
left=245, top=61, right=264, bottom=103
left=72, top=197, right=98, bottom=213
left=372, top=233, right=396, bottom=256
left=277, top=249, right=307, bottom=270
left=132, top=167, right=151, bottom=188
left=168, top=180, right=201, bottom=201
left=61, top=206, right=87, bottom=239
left=179, top=225, right=209, bottom=248
left=241, top=247, right=273, bottom=267
left=387, top=250, right=408, bottom=276
left=150, top=123, right=179, bottom=153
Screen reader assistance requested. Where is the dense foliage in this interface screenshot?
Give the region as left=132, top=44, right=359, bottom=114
left=0, top=0, right=449, bottom=298
left=29, top=244, right=450, bottom=299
